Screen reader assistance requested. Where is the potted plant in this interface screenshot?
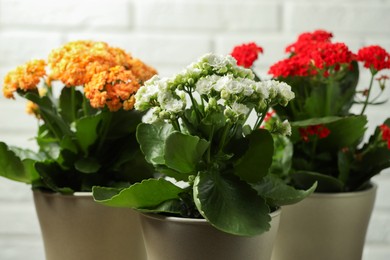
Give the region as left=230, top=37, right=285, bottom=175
left=252, top=30, right=390, bottom=260
left=93, top=53, right=316, bottom=260
left=0, top=40, right=157, bottom=260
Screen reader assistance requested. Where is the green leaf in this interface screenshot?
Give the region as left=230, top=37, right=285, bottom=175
left=34, top=161, right=77, bottom=194
left=59, top=87, right=83, bottom=124
left=93, top=178, right=184, bottom=209
left=136, top=123, right=175, bottom=165
left=76, top=114, right=102, bottom=154
left=319, top=115, right=367, bottom=150
left=234, top=129, right=274, bottom=183
left=193, top=171, right=271, bottom=236
left=25, top=92, right=73, bottom=137
left=290, top=116, right=367, bottom=150
left=291, top=171, right=344, bottom=192
left=0, top=142, right=39, bottom=184
left=155, top=165, right=189, bottom=182
left=270, top=135, right=293, bottom=176
left=74, top=157, right=101, bottom=174
left=137, top=199, right=182, bottom=214
left=106, top=110, right=145, bottom=138
left=252, top=174, right=317, bottom=207
left=337, top=150, right=352, bottom=184
left=290, top=116, right=341, bottom=128
left=165, top=132, right=209, bottom=174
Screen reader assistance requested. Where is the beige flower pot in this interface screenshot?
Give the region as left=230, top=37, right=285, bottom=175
left=33, top=190, right=146, bottom=260
left=272, top=183, right=377, bottom=260
left=140, top=208, right=281, bottom=260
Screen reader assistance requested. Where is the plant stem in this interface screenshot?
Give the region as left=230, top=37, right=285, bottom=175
left=70, top=87, right=76, bottom=122
left=253, top=104, right=270, bottom=130
left=360, top=73, right=375, bottom=115
left=187, top=88, right=202, bottom=123
left=325, top=77, right=335, bottom=116
left=206, top=125, right=215, bottom=164
left=97, top=111, right=112, bottom=153
left=172, top=118, right=181, bottom=132
left=217, top=122, right=232, bottom=153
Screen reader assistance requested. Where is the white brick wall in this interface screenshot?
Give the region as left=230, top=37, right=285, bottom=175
left=1, top=0, right=390, bottom=259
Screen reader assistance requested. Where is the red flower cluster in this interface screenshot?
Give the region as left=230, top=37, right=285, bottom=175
left=269, top=30, right=355, bottom=78
left=285, top=29, right=333, bottom=53
left=231, top=42, right=263, bottom=68
left=299, top=124, right=331, bottom=142
left=357, top=45, right=390, bottom=72
left=380, top=124, right=390, bottom=149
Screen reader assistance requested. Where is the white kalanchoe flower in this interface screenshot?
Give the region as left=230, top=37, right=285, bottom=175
left=262, top=80, right=294, bottom=106
left=254, top=81, right=270, bottom=99
left=134, top=75, right=161, bottom=111
left=224, top=76, right=245, bottom=95
left=275, top=81, right=295, bottom=106
left=238, top=78, right=255, bottom=97
left=231, top=102, right=250, bottom=117
left=158, top=91, right=186, bottom=114
left=194, top=53, right=254, bottom=79
left=202, top=53, right=234, bottom=71
left=213, top=75, right=231, bottom=92
left=144, top=107, right=161, bottom=124
left=280, top=119, right=292, bottom=136
left=195, top=75, right=221, bottom=95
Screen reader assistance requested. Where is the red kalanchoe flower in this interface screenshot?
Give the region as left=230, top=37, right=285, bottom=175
left=299, top=124, right=331, bottom=142
left=380, top=124, right=390, bottom=149
left=264, top=110, right=275, bottom=122
left=286, top=30, right=333, bottom=54
left=268, top=54, right=313, bottom=77
left=231, top=42, right=263, bottom=68
left=357, top=45, right=390, bottom=72
left=376, top=75, right=389, bottom=81
left=269, top=42, right=355, bottom=78
left=312, top=42, right=355, bottom=70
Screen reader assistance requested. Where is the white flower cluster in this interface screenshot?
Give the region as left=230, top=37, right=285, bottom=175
left=134, top=75, right=186, bottom=122
left=134, top=53, right=294, bottom=125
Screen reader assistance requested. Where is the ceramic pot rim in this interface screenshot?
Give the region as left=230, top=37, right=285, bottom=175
left=33, top=189, right=93, bottom=198
left=310, top=182, right=377, bottom=198
left=141, top=207, right=282, bottom=225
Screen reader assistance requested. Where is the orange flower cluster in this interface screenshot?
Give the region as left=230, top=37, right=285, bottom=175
left=3, top=59, right=46, bottom=99
left=48, top=40, right=157, bottom=111
left=85, top=66, right=140, bottom=111
left=2, top=40, right=157, bottom=112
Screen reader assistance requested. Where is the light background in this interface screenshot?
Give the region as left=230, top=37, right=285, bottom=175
left=1, top=0, right=390, bottom=259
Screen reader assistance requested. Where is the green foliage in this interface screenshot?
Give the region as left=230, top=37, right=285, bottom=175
left=1, top=87, right=153, bottom=193
left=193, top=171, right=271, bottom=236
left=252, top=174, right=317, bottom=206
left=93, top=178, right=184, bottom=209
left=273, top=53, right=390, bottom=192
left=93, top=54, right=315, bottom=236
left=234, top=129, right=274, bottom=183
left=165, top=132, right=209, bottom=174
left=0, top=142, right=40, bottom=184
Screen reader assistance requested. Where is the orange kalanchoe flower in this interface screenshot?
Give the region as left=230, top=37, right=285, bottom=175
left=25, top=101, right=40, bottom=118
left=3, top=59, right=46, bottom=99
left=48, top=41, right=132, bottom=87
left=128, top=58, right=158, bottom=85
left=85, top=66, right=141, bottom=111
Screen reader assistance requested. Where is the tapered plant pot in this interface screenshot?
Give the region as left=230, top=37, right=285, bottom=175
left=33, top=190, right=146, bottom=260
left=140, top=208, right=281, bottom=260
left=272, top=183, right=377, bottom=260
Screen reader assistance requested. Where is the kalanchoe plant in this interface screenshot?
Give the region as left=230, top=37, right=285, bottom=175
left=266, top=30, right=390, bottom=192
left=0, top=40, right=157, bottom=193
left=93, top=53, right=316, bottom=236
